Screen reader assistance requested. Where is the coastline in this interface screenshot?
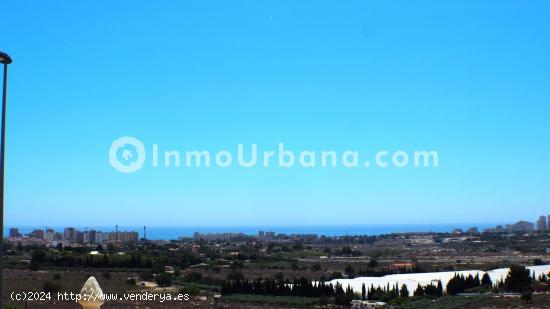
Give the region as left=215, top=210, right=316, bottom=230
left=4, top=223, right=499, bottom=241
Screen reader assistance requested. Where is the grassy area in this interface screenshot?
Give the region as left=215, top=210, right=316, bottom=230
left=222, top=294, right=321, bottom=307
left=174, top=280, right=221, bottom=293
left=396, top=295, right=489, bottom=309
left=247, top=259, right=294, bottom=269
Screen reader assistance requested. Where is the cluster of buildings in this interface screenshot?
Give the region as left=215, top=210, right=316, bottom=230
left=190, top=230, right=282, bottom=241
left=191, top=232, right=246, bottom=241
left=536, top=215, right=550, bottom=231
left=482, top=221, right=535, bottom=233
left=258, top=230, right=276, bottom=239
left=8, top=226, right=139, bottom=245
left=452, top=227, right=480, bottom=234
left=482, top=214, right=550, bottom=234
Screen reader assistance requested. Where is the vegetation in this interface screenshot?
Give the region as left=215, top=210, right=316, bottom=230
left=6, top=231, right=550, bottom=307
left=398, top=295, right=488, bottom=309
left=223, top=294, right=320, bottom=307
left=505, top=265, right=532, bottom=292
left=222, top=277, right=335, bottom=298
left=29, top=248, right=202, bottom=270
left=446, top=273, right=482, bottom=295
left=155, top=272, right=174, bottom=287
left=42, top=280, right=62, bottom=293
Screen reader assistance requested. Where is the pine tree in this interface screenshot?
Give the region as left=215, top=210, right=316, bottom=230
left=399, top=284, right=409, bottom=298
left=436, top=280, right=443, bottom=297
left=446, top=273, right=467, bottom=295
left=481, top=273, right=492, bottom=287
left=474, top=273, right=481, bottom=287
left=505, top=265, right=532, bottom=292
left=413, top=284, right=425, bottom=297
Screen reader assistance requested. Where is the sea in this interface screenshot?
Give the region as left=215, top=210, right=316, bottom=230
left=4, top=224, right=498, bottom=241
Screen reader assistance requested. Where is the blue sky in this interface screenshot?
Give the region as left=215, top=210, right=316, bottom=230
left=2, top=0, right=550, bottom=227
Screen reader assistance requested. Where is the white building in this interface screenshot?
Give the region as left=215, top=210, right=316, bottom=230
left=45, top=228, right=55, bottom=241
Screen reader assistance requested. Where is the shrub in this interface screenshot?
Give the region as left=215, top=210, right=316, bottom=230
left=180, top=285, right=200, bottom=296
left=226, top=270, right=244, bottom=282
left=102, top=271, right=112, bottom=280
left=184, top=271, right=202, bottom=282
left=328, top=271, right=343, bottom=280
left=223, top=294, right=319, bottom=306
left=140, top=271, right=153, bottom=281
left=155, top=272, right=173, bottom=287
left=43, top=281, right=62, bottom=293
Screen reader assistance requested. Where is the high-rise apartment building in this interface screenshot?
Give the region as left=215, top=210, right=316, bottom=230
left=8, top=228, right=21, bottom=238
left=537, top=215, right=548, bottom=231
left=64, top=227, right=77, bottom=242
left=510, top=221, right=535, bottom=233
left=45, top=228, right=55, bottom=241
left=83, top=230, right=98, bottom=244
left=29, top=229, right=44, bottom=239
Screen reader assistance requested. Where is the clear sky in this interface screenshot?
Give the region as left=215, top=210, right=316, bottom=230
left=2, top=1, right=549, bottom=227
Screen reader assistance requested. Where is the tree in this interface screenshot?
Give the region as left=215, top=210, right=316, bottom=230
left=413, top=284, right=424, bottom=297
left=368, top=259, right=378, bottom=268
left=155, top=272, right=173, bottom=287
left=481, top=273, right=492, bottom=287
left=311, top=263, right=322, bottom=272
left=334, top=287, right=350, bottom=305
left=465, top=274, right=478, bottom=289
left=226, top=270, right=244, bottom=282
left=334, top=284, right=355, bottom=305
left=344, top=264, right=355, bottom=277
left=185, top=271, right=202, bottom=282
left=423, top=282, right=441, bottom=298
left=505, top=265, right=532, bottom=292
left=342, top=246, right=352, bottom=255
left=329, top=271, right=343, bottom=280
left=274, top=272, right=284, bottom=283
left=141, top=270, right=153, bottom=281
left=362, top=283, right=366, bottom=300
left=399, top=284, right=409, bottom=298
left=446, top=274, right=466, bottom=295
left=31, top=250, right=47, bottom=268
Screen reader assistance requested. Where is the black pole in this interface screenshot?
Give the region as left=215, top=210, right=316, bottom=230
left=0, top=51, right=12, bottom=307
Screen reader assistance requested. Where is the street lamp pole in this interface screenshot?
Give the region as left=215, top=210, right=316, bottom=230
left=0, top=50, right=13, bottom=306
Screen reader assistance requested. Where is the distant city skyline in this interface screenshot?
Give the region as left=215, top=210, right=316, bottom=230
left=2, top=1, right=550, bottom=226
left=8, top=226, right=139, bottom=245
left=5, top=213, right=550, bottom=241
